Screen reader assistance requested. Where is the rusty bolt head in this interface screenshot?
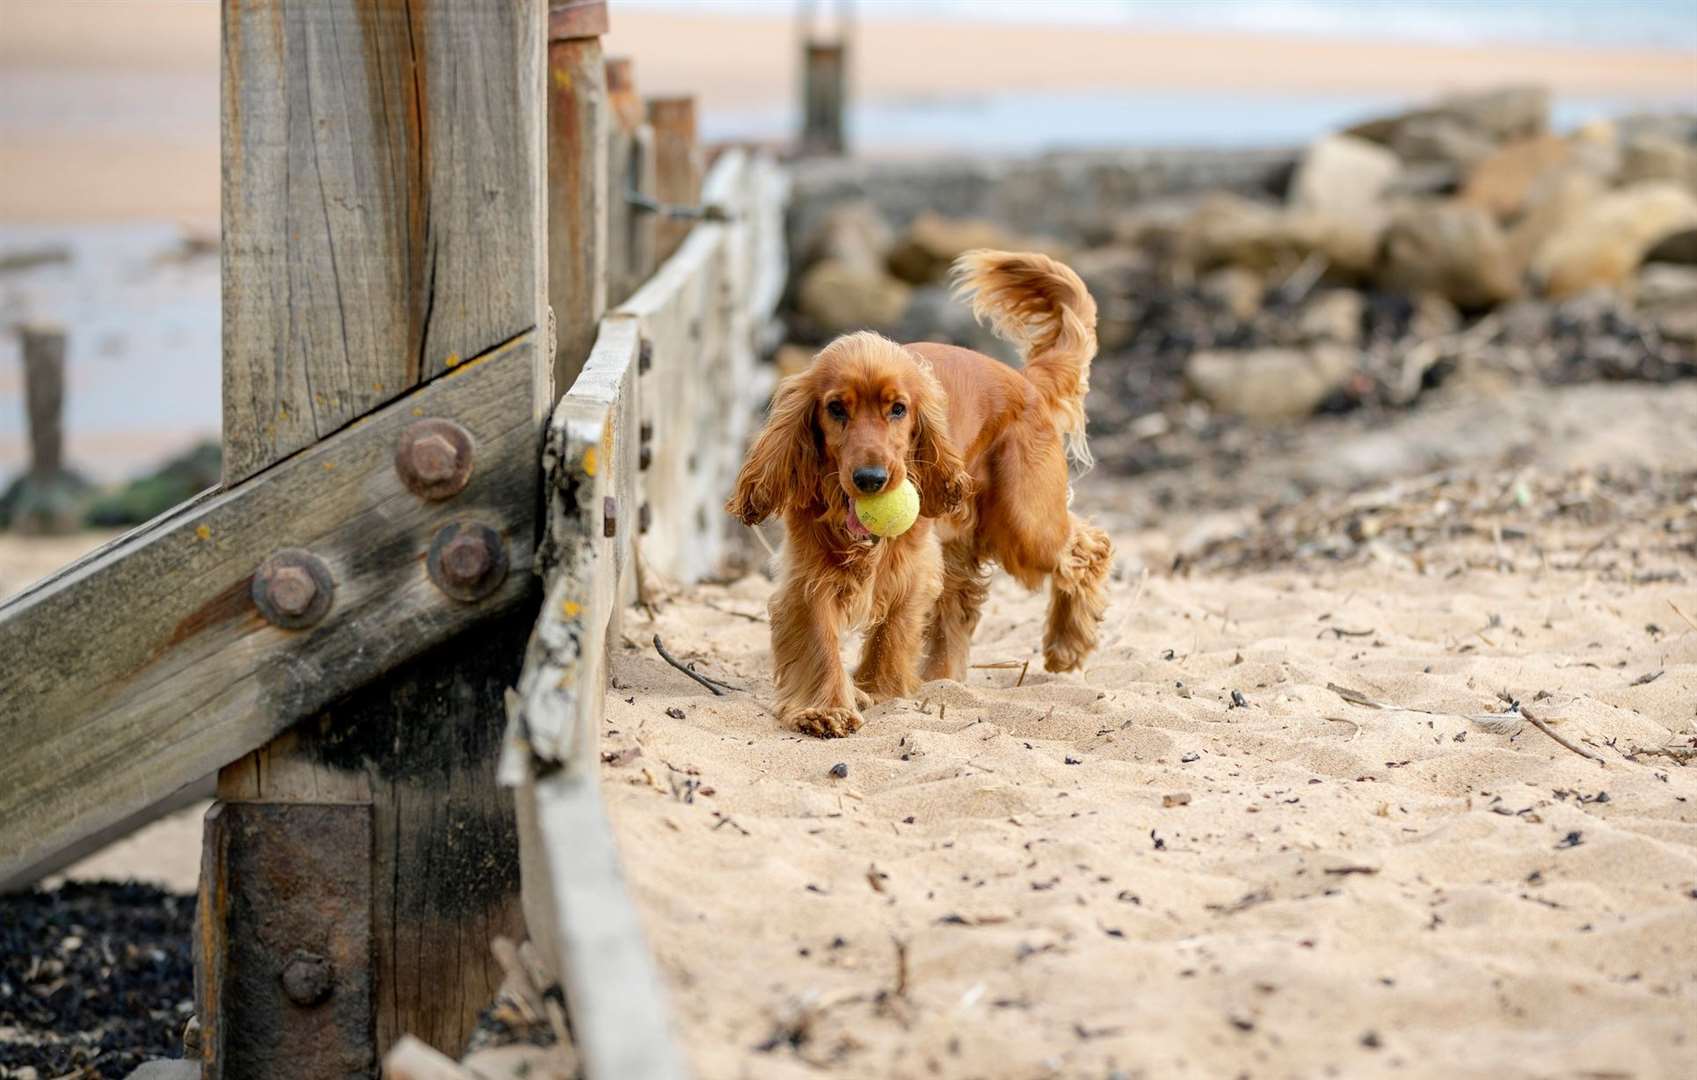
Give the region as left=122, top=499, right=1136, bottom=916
left=267, top=565, right=318, bottom=617
left=427, top=522, right=509, bottom=603
left=409, top=432, right=460, bottom=484
left=396, top=418, right=474, bottom=500
left=252, top=549, right=334, bottom=630
left=281, top=951, right=333, bottom=1007
left=442, top=532, right=493, bottom=583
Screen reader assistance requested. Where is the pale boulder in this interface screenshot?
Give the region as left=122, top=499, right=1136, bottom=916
left=796, top=258, right=912, bottom=332
left=1379, top=201, right=1521, bottom=309
left=1461, top=134, right=1571, bottom=220
left=1619, top=134, right=1697, bottom=192
left=1290, top=134, right=1401, bottom=215
left=1532, top=182, right=1697, bottom=299
left=887, top=213, right=1009, bottom=285
left=1185, top=345, right=1356, bottom=422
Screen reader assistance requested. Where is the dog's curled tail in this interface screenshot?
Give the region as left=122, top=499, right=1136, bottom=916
left=950, top=249, right=1098, bottom=468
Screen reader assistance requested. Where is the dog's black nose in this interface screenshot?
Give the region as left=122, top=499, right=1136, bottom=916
left=852, top=467, right=888, bottom=494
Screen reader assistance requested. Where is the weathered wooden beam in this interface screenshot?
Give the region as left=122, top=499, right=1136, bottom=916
left=207, top=1, right=551, bottom=1070
left=504, top=317, right=686, bottom=1080
left=646, top=96, right=701, bottom=263
left=547, top=2, right=609, bottom=391
left=0, top=333, right=543, bottom=887
left=220, top=0, right=548, bottom=485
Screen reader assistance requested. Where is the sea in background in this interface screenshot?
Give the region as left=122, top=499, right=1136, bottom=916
left=629, top=0, right=1697, bottom=152
left=630, top=0, right=1697, bottom=51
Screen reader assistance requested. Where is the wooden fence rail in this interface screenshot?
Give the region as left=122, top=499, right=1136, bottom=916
left=0, top=1, right=786, bottom=1075
left=496, top=146, right=786, bottom=1080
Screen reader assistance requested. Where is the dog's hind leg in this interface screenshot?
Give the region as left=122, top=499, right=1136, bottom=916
left=921, top=539, right=990, bottom=683
left=1042, top=515, right=1112, bottom=673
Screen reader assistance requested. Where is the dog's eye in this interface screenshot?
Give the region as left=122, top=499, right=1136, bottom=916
left=826, top=401, right=848, bottom=422
left=889, top=402, right=907, bottom=419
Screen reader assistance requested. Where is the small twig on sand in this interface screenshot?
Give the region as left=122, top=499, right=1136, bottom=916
left=1667, top=600, right=1697, bottom=635
left=1494, top=691, right=1605, bottom=765
left=653, top=634, right=737, bottom=696
left=1626, top=745, right=1697, bottom=765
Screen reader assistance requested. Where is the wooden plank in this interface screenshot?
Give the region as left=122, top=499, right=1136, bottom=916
left=221, top=0, right=547, bottom=484
left=547, top=27, right=609, bottom=390
left=503, top=317, right=684, bottom=1079
left=0, top=774, right=214, bottom=894
left=0, top=334, right=542, bottom=886
left=800, top=40, right=848, bottom=156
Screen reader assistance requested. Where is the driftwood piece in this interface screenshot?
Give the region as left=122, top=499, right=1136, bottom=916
left=0, top=334, right=541, bottom=886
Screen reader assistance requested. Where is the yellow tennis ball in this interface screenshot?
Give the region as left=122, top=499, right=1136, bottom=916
left=854, top=478, right=921, bottom=538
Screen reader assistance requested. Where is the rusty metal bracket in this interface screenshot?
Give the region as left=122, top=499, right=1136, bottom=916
left=198, top=801, right=375, bottom=1080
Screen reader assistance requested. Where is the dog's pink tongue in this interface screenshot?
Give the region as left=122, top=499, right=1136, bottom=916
left=845, top=510, right=871, bottom=539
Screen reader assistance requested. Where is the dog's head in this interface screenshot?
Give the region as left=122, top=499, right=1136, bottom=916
left=726, top=332, right=970, bottom=535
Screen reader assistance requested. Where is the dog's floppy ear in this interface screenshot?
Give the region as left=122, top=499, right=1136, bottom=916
left=908, top=360, right=971, bottom=519
left=727, top=373, right=821, bottom=525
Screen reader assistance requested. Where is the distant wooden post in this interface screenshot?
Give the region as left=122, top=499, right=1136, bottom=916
left=606, top=56, right=658, bottom=305
left=647, top=96, right=701, bottom=262
left=548, top=0, right=610, bottom=390
left=800, top=42, right=847, bottom=156
left=798, top=0, right=849, bottom=156
left=21, top=325, right=65, bottom=477
left=2, top=324, right=88, bottom=535
left=201, top=1, right=550, bottom=1073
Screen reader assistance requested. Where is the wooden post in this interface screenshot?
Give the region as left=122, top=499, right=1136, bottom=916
left=1, top=323, right=88, bottom=535
left=800, top=41, right=847, bottom=156
left=201, top=1, right=549, bottom=1072
left=605, top=57, right=658, bottom=306
left=548, top=0, right=610, bottom=391
left=646, top=96, right=701, bottom=262
left=22, top=325, right=65, bottom=477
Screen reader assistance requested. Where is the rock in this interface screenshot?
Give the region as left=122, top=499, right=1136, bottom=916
left=802, top=200, right=893, bottom=274
left=1199, top=267, right=1263, bottom=320
left=886, top=212, right=1008, bottom=285
left=1619, top=134, right=1697, bottom=191
left=1460, top=135, right=1571, bottom=220
left=1185, top=345, right=1356, bottom=421
left=1506, top=168, right=1606, bottom=272
left=1390, top=117, right=1496, bottom=171
left=1349, top=85, right=1549, bottom=148
left=1379, top=201, right=1520, bottom=309
left=1646, top=227, right=1697, bottom=265
left=796, top=258, right=912, bottom=332
left=1296, top=290, right=1364, bottom=344
left=1531, top=182, right=1697, bottom=298
left=1386, top=161, right=1462, bottom=199
left=1289, top=134, right=1401, bottom=215
left=1185, top=194, right=1384, bottom=279
left=1635, top=263, right=1697, bottom=312
left=1408, top=293, right=1461, bottom=340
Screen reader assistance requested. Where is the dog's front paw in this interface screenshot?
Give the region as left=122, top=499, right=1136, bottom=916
left=793, top=707, right=864, bottom=739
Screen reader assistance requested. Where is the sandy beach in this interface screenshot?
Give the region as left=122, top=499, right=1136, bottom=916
left=594, top=379, right=1697, bottom=1079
